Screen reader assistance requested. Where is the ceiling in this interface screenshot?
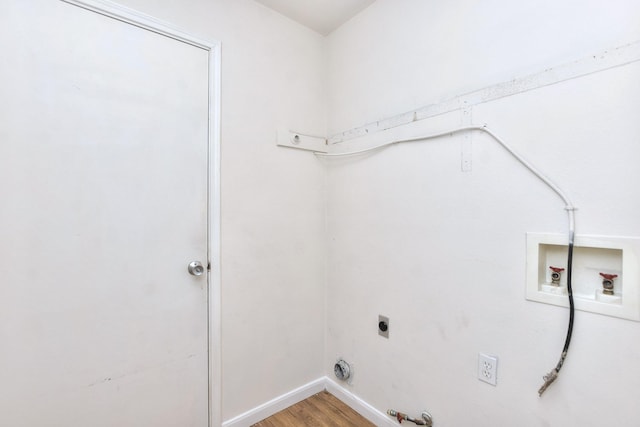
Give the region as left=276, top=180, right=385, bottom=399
left=253, top=0, right=376, bottom=36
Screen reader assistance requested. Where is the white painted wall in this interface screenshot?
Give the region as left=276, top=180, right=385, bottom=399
left=325, top=1, right=640, bottom=426
left=108, top=0, right=327, bottom=422
left=30, top=0, right=640, bottom=425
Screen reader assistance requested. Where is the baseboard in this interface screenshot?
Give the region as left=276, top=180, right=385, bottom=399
left=221, top=377, right=325, bottom=427
left=324, top=378, right=399, bottom=427
left=222, top=376, right=398, bottom=427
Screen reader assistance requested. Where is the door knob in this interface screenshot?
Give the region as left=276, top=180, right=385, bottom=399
left=188, top=261, right=205, bottom=276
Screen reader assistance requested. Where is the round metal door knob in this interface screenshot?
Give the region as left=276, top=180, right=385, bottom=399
left=188, top=261, right=205, bottom=276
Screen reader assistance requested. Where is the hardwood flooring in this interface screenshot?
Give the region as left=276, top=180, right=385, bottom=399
left=251, top=390, right=376, bottom=427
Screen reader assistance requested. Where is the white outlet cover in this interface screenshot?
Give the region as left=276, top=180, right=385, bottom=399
left=478, top=353, right=498, bottom=386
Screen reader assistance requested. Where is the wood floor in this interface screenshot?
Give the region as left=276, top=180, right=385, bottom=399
left=251, top=391, right=376, bottom=427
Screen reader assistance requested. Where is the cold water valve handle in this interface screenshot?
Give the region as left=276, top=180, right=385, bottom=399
left=599, top=272, right=618, bottom=295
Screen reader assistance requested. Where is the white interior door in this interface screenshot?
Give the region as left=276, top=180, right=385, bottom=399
left=0, top=1, right=210, bottom=425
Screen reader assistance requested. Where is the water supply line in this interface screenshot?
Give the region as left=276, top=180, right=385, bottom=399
left=387, top=409, right=433, bottom=426
left=315, top=124, right=576, bottom=396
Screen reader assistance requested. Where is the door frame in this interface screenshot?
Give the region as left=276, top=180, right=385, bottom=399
left=58, top=1, right=222, bottom=425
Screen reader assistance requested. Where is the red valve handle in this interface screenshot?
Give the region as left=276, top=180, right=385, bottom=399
left=599, top=273, right=618, bottom=280
left=549, top=266, right=565, bottom=273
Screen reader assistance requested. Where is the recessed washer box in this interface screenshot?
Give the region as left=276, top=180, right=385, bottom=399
left=526, top=233, right=640, bottom=321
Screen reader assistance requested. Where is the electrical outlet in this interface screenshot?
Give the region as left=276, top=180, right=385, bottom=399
left=478, top=353, right=498, bottom=386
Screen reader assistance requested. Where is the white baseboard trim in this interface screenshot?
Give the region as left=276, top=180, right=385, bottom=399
left=222, top=376, right=398, bottom=427
left=221, top=377, right=325, bottom=427
left=324, top=378, right=399, bottom=427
